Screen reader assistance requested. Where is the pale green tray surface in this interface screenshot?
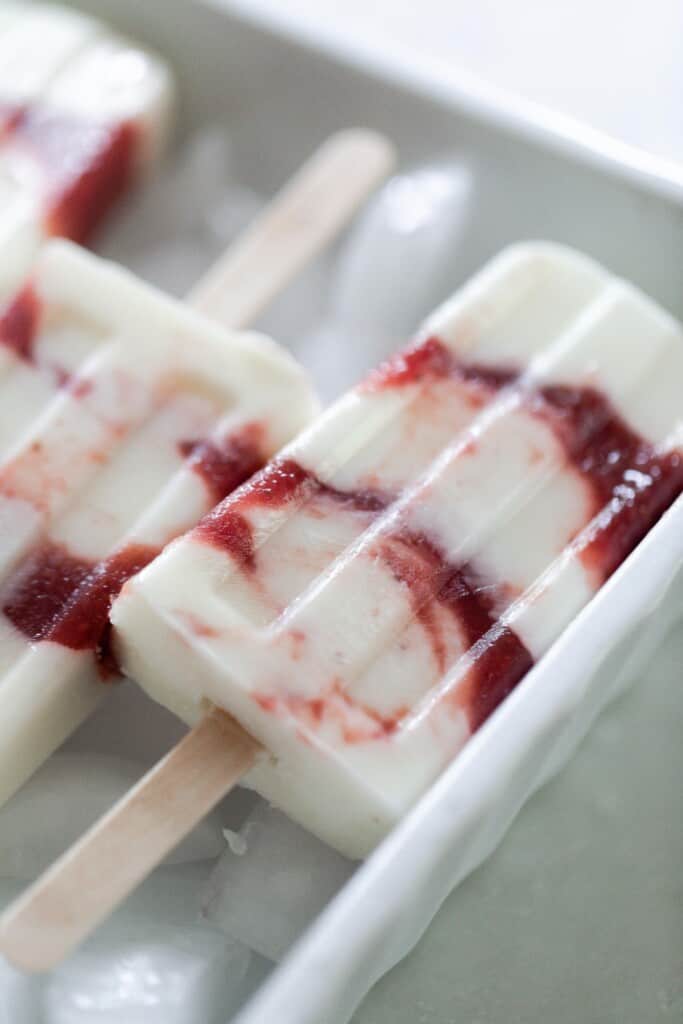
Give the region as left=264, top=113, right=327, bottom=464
left=353, top=625, right=683, bottom=1024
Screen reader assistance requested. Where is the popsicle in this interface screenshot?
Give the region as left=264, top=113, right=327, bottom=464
left=8, top=242, right=683, bottom=969
left=111, top=239, right=683, bottom=850
left=0, top=128, right=393, bottom=815
left=0, top=1, right=174, bottom=258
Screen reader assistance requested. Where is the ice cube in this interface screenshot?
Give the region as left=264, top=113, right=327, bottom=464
left=208, top=180, right=263, bottom=249
left=0, top=864, right=255, bottom=1024
left=301, top=319, right=395, bottom=400
left=331, top=163, right=474, bottom=336
left=116, top=861, right=212, bottom=928
left=0, top=754, right=225, bottom=880
left=0, top=957, right=43, bottom=1024
left=65, top=680, right=186, bottom=766
left=235, top=953, right=275, bottom=1011
left=45, top=924, right=251, bottom=1024
left=100, top=127, right=264, bottom=298
left=202, top=802, right=356, bottom=962
left=255, top=255, right=332, bottom=356
left=300, top=163, right=475, bottom=398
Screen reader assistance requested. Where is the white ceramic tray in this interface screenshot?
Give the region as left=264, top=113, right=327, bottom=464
left=60, top=1, right=683, bottom=1020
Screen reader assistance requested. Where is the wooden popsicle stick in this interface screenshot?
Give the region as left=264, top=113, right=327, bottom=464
left=188, top=129, right=395, bottom=327
left=0, top=710, right=259, bottom=973
left=0, top=129, right=396, bottom=973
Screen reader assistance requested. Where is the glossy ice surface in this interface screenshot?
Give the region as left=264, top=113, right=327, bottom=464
left=0, top=238, right=317, bottom=806
left=113, top=243, right=683, bottom=857
left=0, top=0, right=173, bottom=268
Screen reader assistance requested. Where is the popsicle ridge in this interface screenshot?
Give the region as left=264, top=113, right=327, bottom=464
left=113, top=243, right=683, bottom=856
left=0, top=285, right=280, bottom=670
left=184, top=337, right=680, bottom=744
left=0, top=241, right=316, bottom=796
left=0, top=127, right=393, bottom=828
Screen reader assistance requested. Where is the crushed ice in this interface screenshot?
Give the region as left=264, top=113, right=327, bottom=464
left=222, top=829, right=248, bottom=857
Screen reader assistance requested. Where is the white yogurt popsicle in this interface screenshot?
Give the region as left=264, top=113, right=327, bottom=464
left=113, top=243, right=683, bottom=858
left=0, top=238, right=317, bottom=806
left=0, top=1, right=173, bottom=257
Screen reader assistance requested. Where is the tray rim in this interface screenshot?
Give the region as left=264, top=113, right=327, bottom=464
left=233, top=471, right=683, bottom=1024
left=216, top=0, right=683, bottom=208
